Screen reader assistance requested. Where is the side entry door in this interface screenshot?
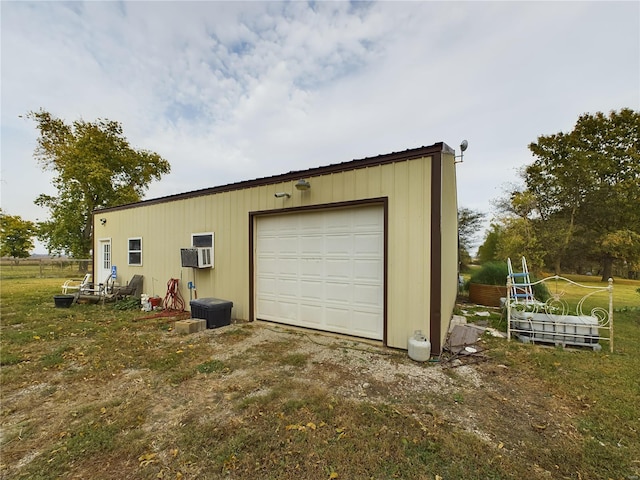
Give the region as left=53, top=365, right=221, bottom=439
left=96, top=238, right=112, bottom=285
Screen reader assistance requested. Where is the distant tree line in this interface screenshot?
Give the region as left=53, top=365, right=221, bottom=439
left=3, top=108, right=638, bottom=283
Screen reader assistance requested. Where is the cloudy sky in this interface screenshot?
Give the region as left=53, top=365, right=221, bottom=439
left=1, top=1, right=638, bottom=253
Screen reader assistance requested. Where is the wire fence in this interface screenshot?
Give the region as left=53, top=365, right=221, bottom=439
left=0, top=258, right=93, bottom=280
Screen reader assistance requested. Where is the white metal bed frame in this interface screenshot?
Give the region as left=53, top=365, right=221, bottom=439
left=506, top=262, right=614, bottom=353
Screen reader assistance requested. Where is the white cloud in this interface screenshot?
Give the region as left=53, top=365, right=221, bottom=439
left=1, top=1, right=638, bottom=253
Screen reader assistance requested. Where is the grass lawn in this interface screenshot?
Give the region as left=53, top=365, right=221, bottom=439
left=0, top=260, right=90, bottom=280
left=1, top=277, right=639, bottom=480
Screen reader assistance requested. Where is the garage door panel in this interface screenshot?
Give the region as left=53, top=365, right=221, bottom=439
left=354, top=233, right=382, bottom=255
left=278, top=257, right=299, bottom=276
left=299, top=213, right=324, bottom=230
left=300, top=235, right=323, bottom=254
left=325, top=234, right=352, bottom=255
left=325, top=210, right=351, bottom=230
left=351, top=311, right=383, bottom=339
left=325, top=258, right=351, bottom=279
left=278, top=237, right=299, bottom=254
left=256, top=206, right=383, bottom=340
left=325, top=281, right=352, bottom=304
left=257, top=256, right=278, bottom=273
left=354, top=259, right=381, bottom=281
left=299, top=304, right=323, bottom=325
left=257, top=298, right=278, bottom=318
left=325, top=308, right=350, bottom=329
left=353, top=284, right=382, bottom=307
left=300, top=258, right=322, bottom=275
left=277, top=301, right=299, bottom=320
left=300, top=280, right=323, bottom=300
left=257, top=277, right=277, bottom=295
left=277, top=278, right=299, bottom=297
left=354, top=208, right=381, bottom=225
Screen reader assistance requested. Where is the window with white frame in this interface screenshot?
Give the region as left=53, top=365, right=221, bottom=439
left=186, top=232, right=214, bottom=268
left=191, top=232, right=213, bottom=248
left=128, top=237, right=142, bottom=266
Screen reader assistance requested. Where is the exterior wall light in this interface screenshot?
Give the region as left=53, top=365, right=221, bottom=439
left=454, top=140, right=468, bottom=164
left=274, top=192, right=291, bottom=198
left=100, top=218, right=107, bottom=225
left=295, top=179, right=311, bottom=191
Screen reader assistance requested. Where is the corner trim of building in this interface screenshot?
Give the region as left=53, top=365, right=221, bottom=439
left=429, top=151, right=443, bottom=355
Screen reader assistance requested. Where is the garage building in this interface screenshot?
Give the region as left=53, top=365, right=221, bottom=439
left=93, top=142, right=459, bottom=354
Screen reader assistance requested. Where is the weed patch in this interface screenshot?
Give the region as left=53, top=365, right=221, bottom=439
left=279, top=352, right=308, bottom=367
left=196, top=359, right=227, bottom=374
left=0, top=350, right=24, bottom=366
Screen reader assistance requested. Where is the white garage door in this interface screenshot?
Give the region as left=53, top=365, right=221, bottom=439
left=256, top=205, right=384, bottom=340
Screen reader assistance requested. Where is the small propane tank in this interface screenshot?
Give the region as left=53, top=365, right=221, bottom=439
left=408, top=330, right=431, bottom=362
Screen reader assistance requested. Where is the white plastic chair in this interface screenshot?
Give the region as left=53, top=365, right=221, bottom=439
left=61, top=273, right=92, bottom=294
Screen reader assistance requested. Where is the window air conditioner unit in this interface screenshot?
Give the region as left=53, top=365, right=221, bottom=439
left=180, top=247, right=213, bottom=268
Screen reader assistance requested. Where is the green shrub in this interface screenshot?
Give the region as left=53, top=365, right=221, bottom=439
left=531, top=281, right=551, bottom=302
left=468, top=262, right=508, bottom=286
left=467, top=261, right=550, bottom=301
left=113, top=297, right=141, bottom=310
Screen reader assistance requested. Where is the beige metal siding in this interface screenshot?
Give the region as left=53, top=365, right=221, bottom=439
left=385, top=159, right=431, bottom=349
left=95, top=155, right=442, bottom=349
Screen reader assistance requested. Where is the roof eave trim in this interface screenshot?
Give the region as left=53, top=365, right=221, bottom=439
left=96, top=142, right=449, bottom=213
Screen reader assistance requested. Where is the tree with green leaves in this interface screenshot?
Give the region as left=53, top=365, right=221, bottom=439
left=599, top=229, right=640, bottom=277
left=0, top=210, right=36, bottom=261
left=458, top=207, right=486, bottom=270
left=499, top=108, right=639, bottom=280
left=495, top=216, right=546, bottom=274
left=477, top=223, right=502, bottom=264
left=28, top=110, right=171, bottom=259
